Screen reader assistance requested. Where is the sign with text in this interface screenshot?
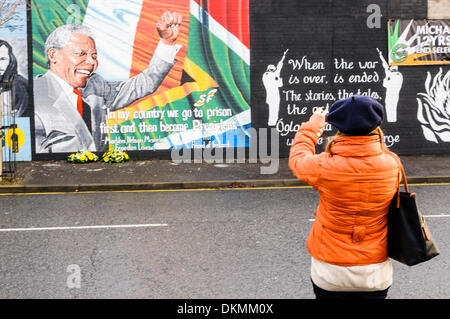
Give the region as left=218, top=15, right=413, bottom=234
left=388, top=19, right=450, bottom=66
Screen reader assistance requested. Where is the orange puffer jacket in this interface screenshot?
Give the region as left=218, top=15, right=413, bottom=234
left=289, top=116, right=400, bottom=266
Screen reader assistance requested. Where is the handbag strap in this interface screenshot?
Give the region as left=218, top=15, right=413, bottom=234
left=398, top=162, right=409, bottom=193
left=386, top=151, right=409, bottom=208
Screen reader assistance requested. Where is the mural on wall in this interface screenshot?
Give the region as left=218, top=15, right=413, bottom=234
left=388, top=19, right=450, bottom=66
left=263, top=49, right=288, bottom=126
left=417, top=68, right=450, bottom=143
left=0, top=0, right=31, bottom=161
left=0, top=40, right=29, bottom=118
left=251, top=0, right=450, bottom=157
left=377, top=48, right=403, bottom=123
left=31, top=0, right=250, bottom=155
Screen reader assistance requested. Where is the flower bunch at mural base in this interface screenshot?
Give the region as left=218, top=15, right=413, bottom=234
left=417, top=68, right=450, bottom=144
left=67, top=151, right=99, bottom=163
left=102, top=150, right=129, bottom=163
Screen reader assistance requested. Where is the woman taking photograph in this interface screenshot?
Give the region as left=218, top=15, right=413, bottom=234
left=289, top=95, right=400, bottom=299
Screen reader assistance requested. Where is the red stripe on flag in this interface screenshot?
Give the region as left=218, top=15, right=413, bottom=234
left=130, top=0, right=190, bottom=95
left=193, top=0, right=250, bottom=49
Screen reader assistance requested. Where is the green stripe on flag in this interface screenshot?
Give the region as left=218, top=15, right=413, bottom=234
left=187, top=15, right=250, bottom=116
left=32, top=0, right=89, bottom=76
left=110, top=13, right=250, bottom=150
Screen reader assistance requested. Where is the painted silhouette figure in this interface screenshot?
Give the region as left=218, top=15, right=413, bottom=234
left=263, top=49, right=288, bottom=126
left=378, top=48, right=403, bottom=122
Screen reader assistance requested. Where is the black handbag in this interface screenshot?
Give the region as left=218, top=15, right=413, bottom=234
left=387, top=162, right=440, bottom=266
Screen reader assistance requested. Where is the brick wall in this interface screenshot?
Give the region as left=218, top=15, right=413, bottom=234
left=428, top=0, right=450, bottom=19
left=388, top=0, right=428, bottom=19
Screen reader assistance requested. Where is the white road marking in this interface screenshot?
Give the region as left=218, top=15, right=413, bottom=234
left=423, top=215, right=450, bottom=218
left=0, top=223, right=168, bottom=232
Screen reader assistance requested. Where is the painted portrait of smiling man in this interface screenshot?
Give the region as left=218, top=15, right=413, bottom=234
left=47, top=32, right=98, bottom=89
left=34, top=11, right=182, bottom=154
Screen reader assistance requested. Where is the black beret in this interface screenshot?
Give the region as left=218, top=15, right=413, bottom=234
left=326, top=95, right=384, bottom=135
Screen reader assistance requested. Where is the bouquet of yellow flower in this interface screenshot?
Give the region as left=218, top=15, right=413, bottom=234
left=67, top=151, right=99, bottom=163
left=102, top=150, right=130, bottom=163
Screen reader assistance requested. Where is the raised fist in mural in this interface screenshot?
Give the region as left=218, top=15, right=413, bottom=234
left=157, top=11, right=183, bottom=45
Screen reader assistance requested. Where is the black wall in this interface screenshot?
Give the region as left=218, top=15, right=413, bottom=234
left=251, top=0, right=450, bottom=157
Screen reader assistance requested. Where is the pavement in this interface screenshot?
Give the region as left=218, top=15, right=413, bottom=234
left=1, top=154, right=450, bottom=193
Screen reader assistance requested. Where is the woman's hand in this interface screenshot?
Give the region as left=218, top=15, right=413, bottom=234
left=310, top=107, right=328, bottom=129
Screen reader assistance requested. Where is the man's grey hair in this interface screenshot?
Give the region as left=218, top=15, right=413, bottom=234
left=44, top=24, right=96, bottom=62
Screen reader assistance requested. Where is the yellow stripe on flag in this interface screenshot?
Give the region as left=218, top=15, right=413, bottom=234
left=106, top=58, right=218, bottom=127
left=390, top=53, right=450, bottom=66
